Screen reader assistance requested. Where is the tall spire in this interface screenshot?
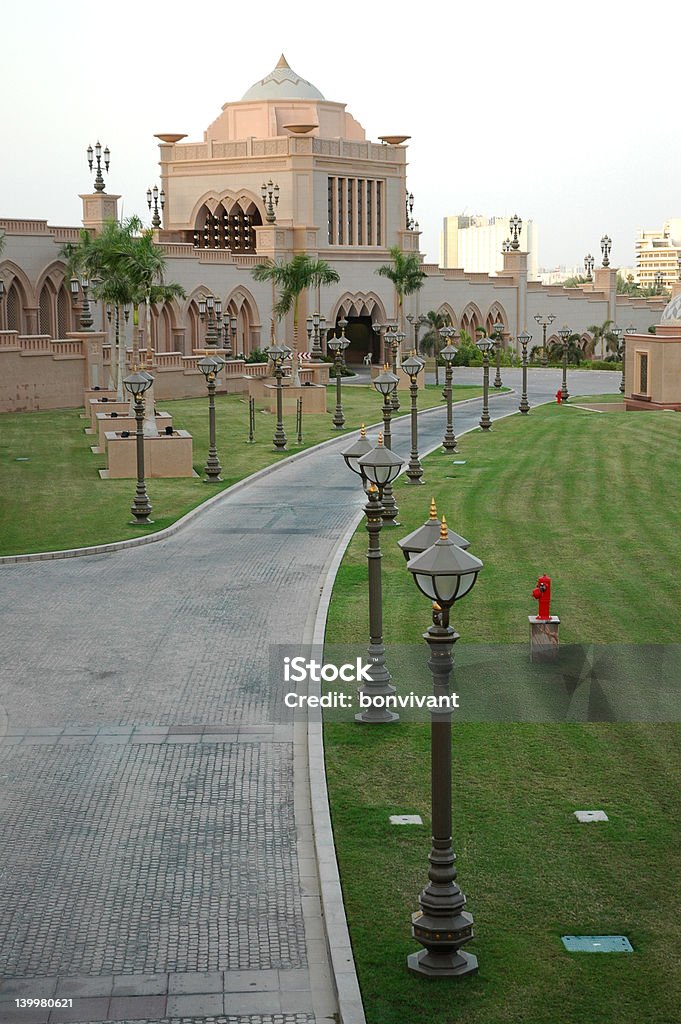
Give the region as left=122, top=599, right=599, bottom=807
left=276, top=54, right=290, bottom=69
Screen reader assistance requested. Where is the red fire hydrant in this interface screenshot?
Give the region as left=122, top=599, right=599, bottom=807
left=555, top=389, right=562, bottom=404
left=532, top=574, right=552, bottom=620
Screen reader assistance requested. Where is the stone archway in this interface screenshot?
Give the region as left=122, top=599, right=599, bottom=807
left=330, top=291, right=388, bottom=364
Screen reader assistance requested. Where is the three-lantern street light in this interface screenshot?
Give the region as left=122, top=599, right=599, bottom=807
left=533, top=313, right=555, bottom=368
left=87, top=141, right=110, bottom=193
left=342, top=432, right=404, bottom=723
left=147, top=185, right=165, bottom=229
left=261, top=180, right=280, bottom=224
left=584, top=253, right=595, bottom=281
left=70, top=275, right=94, bottom=332
left=439, top=329, right=459, bottom=452
left=197, top=355, right=225, bottom=481
left=387, top=328, right=406, bottom=411
left=601, top=234, right=612, bottom=268
left=221, top=314, right=237, bottom=358
left=199, top=294, right=222, bottom=348
left=407, top=313, right=429, bottom=353
left=517, top=330, right=532, bottom=413
left=123, top=370, right=154, bottom=525
left=492, top=319, right=504, bottom=388
left=267, top=344, right=288, bottom=450
left=307, top=313, right=327, bottom=360
left=402, top=352, right=425, bottom=483
left=558, top=325, right=571, bottom=401
left=476, top=336, right=494, bottom=430
left=328, top=321, right=350, bottom=429
left=509, top=214, right=522, bottom=250
left=372, top=367, right=401, bottom=524
left=609, top=325, right=623, bottom=392
left=401, top=512, right=483, bottom=978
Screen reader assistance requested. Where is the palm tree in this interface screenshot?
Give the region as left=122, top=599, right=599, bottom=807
left=418, top=310, right=451, bottom=385
left=375, top=246, right=426, bottom=330
left=252, top=253, right=340, bottom=352
left=548, top=332, right=583, bottom=365
left=586, top=319, right=618, bottom=360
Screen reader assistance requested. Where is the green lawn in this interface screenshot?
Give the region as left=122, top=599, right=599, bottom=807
left=0, top=383, right=481, bottom=556
left=324, top=403, right=681, bottom=1024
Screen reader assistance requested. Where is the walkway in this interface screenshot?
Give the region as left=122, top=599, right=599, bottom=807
left=0, top=369, right=615, bottom=1024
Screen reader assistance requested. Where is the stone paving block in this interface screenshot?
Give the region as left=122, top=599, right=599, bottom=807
left=0, top=978, right=58, bottom=998
left=278, top=968, right=311, bottom=990
left=223, top=990, right=282, bottom=1014
left=280, top=989, right=314, bottom=1012
left=167, top=970, right=223, bottom=994
left=55, top=977, right=113, bottom=997
left=108, top=993, right=168, bottom=1018
left=166, top=991, right=224, bottom=1016
left=222, top=968, right=280, bottom=992
left=48, top=996, right=110, bottom=1021
left=111, top=973, right=169, bottom=996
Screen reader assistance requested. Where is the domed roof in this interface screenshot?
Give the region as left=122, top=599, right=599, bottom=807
left=242, top=54, right=325, bottom=101
left=660, top=291, right=681, bottom=323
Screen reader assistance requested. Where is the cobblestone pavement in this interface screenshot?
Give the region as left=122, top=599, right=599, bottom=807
left=0, top=369, right=614, bottom=1023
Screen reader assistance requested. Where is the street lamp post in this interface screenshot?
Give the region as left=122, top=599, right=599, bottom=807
left=654, top=271, right=664, bottom=294
left=492, top=319, right=504, bottom=388
left=373, top=367, right=401, bottom=524
left=558, top=325, right=571, bottom=401
left=267, top=344, right=288, bottom=450
left=509, top=214, right=522, bottom=250
left=403, top=516, right=483, bottom=978
left=87, top=141, right=110, bottom=193
left=517, top=330, right=531, bottom=413
left=584, top=253, right=595, bottom=281
left=342, top=434, right=404, bottom=724
left=198, top=355, right=225, bottom=481
left=390, top=329, right=405, bottom=411
left=199, top=294, right=220, bottom=348
left=609, top=324, right=623, bottom=391
left=601, top=234, right=612, bottom=268
left=533, top=313, right=555, bottom=368
left=146, top=185, right=165, bottom=229
left=440, top=335, right=459, bottom=452
left=476, top=336, right=494, bottom=430
left=328, top=327, right=349, bottom=429
left=261, top=180, right=280, bottom=223
left=123, top=370, right=154, bottom=525
left=402, top=352, right=425, bottom=483
left=623, top=325, right=636, bottom=394
left=407, top=313, right=429, bottom=354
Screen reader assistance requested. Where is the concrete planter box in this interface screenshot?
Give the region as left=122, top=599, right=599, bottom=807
left=102, top=429, right=194, bottom=478
left=88, top=398, right=130, bottom=429
left=264, top=382, right=327, bottom=415
left=95, top=412, right=173, bottom=452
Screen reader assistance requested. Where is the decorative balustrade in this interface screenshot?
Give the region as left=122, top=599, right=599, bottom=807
left=51, top=340, right=84, bottom=357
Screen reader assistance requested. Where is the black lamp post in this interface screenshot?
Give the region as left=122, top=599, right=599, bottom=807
left=341, top=435, right=404, bottom=724
left=440, top=335, right=459, bottom=452
left=654, top=271, right=664, bottom=294
left=492, top=319, right=504, bottom=388
left=372, top=367, right=401, bottom=524
left=267, top=344, right=288, bottom=450
left=389, top=329, right=405, bottom=411
left=476, top=336, right=494, bottom=430
left=558, top=325, right=571, bottom=400
left=623, top=325, right=636, bottom=394
left=407, top=313, right=429, bottom=354
left=601, top=234, right=612, bottom=268
left=517, top=330, right=531, bottom=413
left=403, top=516, right=483, bottom=978
left=398, top=498, right=470, bottom=562
left=402, top=352, right=425, bottom=483
left=584, top=254, right=595, bottom=281
left=509, top=214, right=522, bottom=250
left=307, top=312, right=326, bottom=359
left=609, top=325, right=623, bottom=387
left=199, top=294, right=220, bottom=347
left=198, top=355, right=225, bottom=481
left=328, top=327, right=349, bottom=429
left=87, top=141, right=110, bottom=193
left=70, top=275, right=94, bottom=331
left=123, top=370, right=154, bottom=524
left=533, top=313, right=555, bottom=368
left=146, top=185, right=165, bottom=229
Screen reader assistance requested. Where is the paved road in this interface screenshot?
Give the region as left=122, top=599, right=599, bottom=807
left=0, top=369, right=618, bottom=1024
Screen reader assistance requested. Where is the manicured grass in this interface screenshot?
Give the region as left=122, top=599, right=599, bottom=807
left=324, top=403, right=681, bottom=1024
left=0, top=383, right=480, bottom=555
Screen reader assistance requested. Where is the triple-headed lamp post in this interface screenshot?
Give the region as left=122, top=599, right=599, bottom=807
left=372, top=367, right=401, bottom=524
left=492, top=319, right=504, bottom=389
left=342, top=434, right=405, bottom=723
left=402, top=514, right=483, bottom=978
left=440, top=332, right=459, bottom=452
left=123, top=370, right=154, bottom=525
left=197, top=355, right=225, bottom=481
left=476, top=336, right=494, bottom=430
left=517, top=330, right=532, bottom=414
left=267, top=344, right=288, bottom=450
left=533, top=313, right=555, bottom=368
left=402, top=352, right=425, bottom=483
left=623, top=325, right=636, bottom=394
left=328, top=325, right=350, bottom=429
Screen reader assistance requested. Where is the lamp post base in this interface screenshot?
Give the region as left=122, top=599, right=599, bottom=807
left=407, top=947, right=478, bottom=979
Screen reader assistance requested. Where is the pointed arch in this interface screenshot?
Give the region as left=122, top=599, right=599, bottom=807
left=222, top=285, right=261, bottom=356
left=436, top=303, right=457, bottom=328
left=190, top=190, right=265, bottom=251
left=460, top=302, right=483, bottom=337
left=328, top=290, right=388, bottom=326
left=485, top=302, right=508, bottom=336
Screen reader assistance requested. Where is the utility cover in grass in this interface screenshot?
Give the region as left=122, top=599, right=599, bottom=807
left=562, top=935, right=633, bottom=953
left=574, top=810, right=609, bottom=822
left=389, top=815, right=423, bottom=825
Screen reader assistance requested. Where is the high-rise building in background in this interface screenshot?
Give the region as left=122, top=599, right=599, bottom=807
left=636, top=219, right=681, bottom=291
left=440, top=214, right=538, bottom=280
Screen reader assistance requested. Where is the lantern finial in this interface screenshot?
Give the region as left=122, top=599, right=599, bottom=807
left=429, top=498, right=437, bottom=520
left=440, top=516, right=448, bottom=539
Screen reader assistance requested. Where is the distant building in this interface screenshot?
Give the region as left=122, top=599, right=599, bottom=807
left=636, top=219, right=681, bottom=291
left=440, top=214, right=538, bottom=280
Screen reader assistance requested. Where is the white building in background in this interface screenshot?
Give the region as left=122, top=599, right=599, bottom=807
left=636, top=219, right=681, bottom=291
left=440, top=214, right=538, bottom=280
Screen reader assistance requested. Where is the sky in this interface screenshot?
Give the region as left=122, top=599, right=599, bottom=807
left=2, top=0, right=678, bottom=271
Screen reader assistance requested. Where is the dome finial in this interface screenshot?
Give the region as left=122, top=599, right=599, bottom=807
left=276, top=54, right=290, bottom=69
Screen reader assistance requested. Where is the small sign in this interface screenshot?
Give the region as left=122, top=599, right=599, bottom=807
left=574, top=810, right=609, bottom=823
left=389, top=815, right=423, bottom=825
left=562, top=935, right=633, bottom=953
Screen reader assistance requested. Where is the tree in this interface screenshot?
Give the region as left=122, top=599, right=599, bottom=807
left=418, top=310, right=451, bottom=384
left=548, top=332, right=583, bottom=364
left=375, top=246, right=426, bottom=329
left=586, top=319, right=619, bottom=359
left=252, top=253, right=340, bottom=352
left=562, top=274, right=589, bottom=288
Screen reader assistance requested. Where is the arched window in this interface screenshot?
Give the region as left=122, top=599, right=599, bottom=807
left=193, top=201, right=262, bottom=252
left=7, top=283, right=22, bottom=333
left=39, top=283, right=54, bottom=336
left=57, top=286, right=70, bottom=338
